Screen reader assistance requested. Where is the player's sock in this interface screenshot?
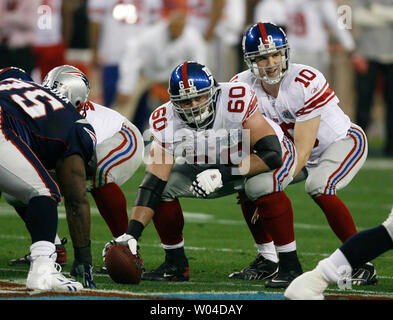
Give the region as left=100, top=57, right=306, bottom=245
left=91, top=182, right=128, bottom=237
left=153, top=199, right=184, bottom=245
left=313, top=194, right=357, bottom=242
left=254, top=191, right=295, bottom=246
left=340, top=225, right=393, bottom=268
left=25, top=196, right=57, bottom=243
left=14, top=206, right=27, bottom=222
left=239, top=193, right=278, bottom=262
left=164, top=247, right=189, bottom=268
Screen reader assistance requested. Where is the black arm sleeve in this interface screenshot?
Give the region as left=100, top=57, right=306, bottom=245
left=133, top=172, right=167, bottom=211
left=253, top=135, right=283, bottom=170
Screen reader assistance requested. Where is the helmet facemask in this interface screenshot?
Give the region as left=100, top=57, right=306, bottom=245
left=245, top=44, right=290, bottom=85
left=171, top=85, right=218, bottom=130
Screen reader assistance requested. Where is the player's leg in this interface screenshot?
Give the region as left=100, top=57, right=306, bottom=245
left=285, top=209, right=393, bottom=300
left=0, top=127, right=82, bottom=291
left=142, top=162, right=243, bottom=281
left=243, top=137, right=303, bottom=288
left=91, top=121, right=144, bottom=237
left=306, top=124, right=376, bottom=285
left=306, top=124, right=367, bottom=241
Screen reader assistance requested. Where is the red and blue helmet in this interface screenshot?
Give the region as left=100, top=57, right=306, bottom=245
left=169, top=61, right=219, bottom=129
left=0, top=67, right=33, bottom=82
left=242, top=22, right=290, bottom=84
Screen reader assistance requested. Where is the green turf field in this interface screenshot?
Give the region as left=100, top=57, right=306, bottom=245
left=1, top=158, right=393, bottom=299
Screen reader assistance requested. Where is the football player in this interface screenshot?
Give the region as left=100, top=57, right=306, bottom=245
left=6, top=65, right=145, bottom=286
left=229, top=22, right=373, bottom=286
left=103, top=61, right=303, bottom=284
left=0, top=67, right=96, bottom=292
left=285, top=208, right=393, bottom=299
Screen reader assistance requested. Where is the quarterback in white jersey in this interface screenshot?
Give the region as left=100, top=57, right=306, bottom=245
left=103, top=61, right=303, bottom=286
left=231, top=22, right=375, bottom=287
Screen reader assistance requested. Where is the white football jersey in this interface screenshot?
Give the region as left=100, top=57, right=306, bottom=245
left=80, top=101, right=126, bottom=144
left=231, top=63, right=351, bottom=164
left=87, top=0, right=164, bottom=64
left=149, top=82, right=283, bottom=165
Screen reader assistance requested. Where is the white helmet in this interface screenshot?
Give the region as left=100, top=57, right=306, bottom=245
left=43, top=65, right=90, bottom=107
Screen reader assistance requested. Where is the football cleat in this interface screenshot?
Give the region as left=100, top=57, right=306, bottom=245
left=26, top=256, right=83, bottom=292
left=284, top=269, right=328, bottom=300
left=351, top=262, right=378, bottom=286
left=228, top=254, right=278, bottom=280
left=265, top=268, right=303, bottom=288
left=9, top=238, right=67, bottom=267
left=142, top=261, right=190, bottom=282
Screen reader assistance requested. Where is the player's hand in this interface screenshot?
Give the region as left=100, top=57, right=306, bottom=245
left=190, top=169, right=223, bottom=198
left=102, top=233, right=138, bottom=259
left=70, top=262, right=97, bottom=289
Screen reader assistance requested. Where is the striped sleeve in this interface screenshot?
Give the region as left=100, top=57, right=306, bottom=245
left=242, top=89, right=259, bottom=125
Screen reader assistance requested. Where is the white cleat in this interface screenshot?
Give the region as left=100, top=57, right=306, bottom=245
left=26, top=256, right=83, bottom=292
left=284, top=269, right=328, bottom=300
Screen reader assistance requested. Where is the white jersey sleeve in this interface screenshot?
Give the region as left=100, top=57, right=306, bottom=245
left=81, top=101, right=126, bottom=144
left=289, top=64, right=339, bottom=122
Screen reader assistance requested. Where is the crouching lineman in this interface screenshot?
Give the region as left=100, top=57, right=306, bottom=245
left=6, top=65, right=144, bottom=287
left=103, top=61, right=303, bottom=283
left=0, top=67, right=97, bottom=292
left=229, top=22, right=374, bottom=287
left=285, top=208, right=393, bottom=299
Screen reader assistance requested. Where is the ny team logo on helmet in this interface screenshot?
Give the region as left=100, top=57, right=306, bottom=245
left=169, top=61, right=219, bottom=129
left=43, top=65, right=90, bottom=108
left=242, top=22, right=290, bottom=84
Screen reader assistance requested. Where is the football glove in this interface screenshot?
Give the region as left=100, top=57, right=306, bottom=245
left=70, top=262, right=96, bottom=289
left=190, top=169, right=223, bottom=198
left=102, top=233, right=138, bottom=260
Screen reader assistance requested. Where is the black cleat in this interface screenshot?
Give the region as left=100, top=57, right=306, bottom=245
left=8, top=254, right=31, bottom=266
left=265, top=269, right=302, bottom=288
left=352, top=262, right=378, bottom=286
left=229, top=254, right=278, bottom=280
left=142, top=261, right=189, bottom=282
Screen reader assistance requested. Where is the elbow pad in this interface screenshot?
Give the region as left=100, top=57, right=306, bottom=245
left=133, top=172, right=167, bottom=211
left=253, top=135, right=283, bottom=170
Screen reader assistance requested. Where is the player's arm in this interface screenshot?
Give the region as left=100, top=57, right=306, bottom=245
left=239, top=109, right=282, bottom=176
left=56, top=154, right=91, bottom=249
left=129, top=142, right=174, bottom=227
left=293, top=116, right=321, bottom=177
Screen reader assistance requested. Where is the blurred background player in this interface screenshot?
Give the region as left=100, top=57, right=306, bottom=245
left=351, top=0, right=393, bottom=157
left=0, top=67, right=96, bottom=292
left=115, top=7, right=207, bottom=132
left=7, top=65, right=145, bottom=284
left=0, top=0, right=40, bottom=75
left=87, top=0, right=165, bottom=108
left=253, top=0, right=355, bottom=77
left=229, top=22, right=374, bottom=287
left=186, top=0, right=246, bottom=82
left=102, top=61, right=302, bottom=285
left=31, top=0, right=73, bottom=82
left=285, top=207, right=393, bottom=299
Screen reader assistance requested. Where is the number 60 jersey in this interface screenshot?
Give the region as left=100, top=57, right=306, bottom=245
left=149, top=81, right=283, bottom=165
left=231, top=63, right=351, bottom=164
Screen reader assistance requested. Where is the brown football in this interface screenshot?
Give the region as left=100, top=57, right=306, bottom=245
left=105, top=245, right=142, bottom=284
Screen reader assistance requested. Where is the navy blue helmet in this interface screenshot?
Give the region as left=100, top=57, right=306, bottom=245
left=0, top=67, right=33, bottom=82
left=242, top=22, right=290, bottom=84
left=169, top=61, right=219, bottom=129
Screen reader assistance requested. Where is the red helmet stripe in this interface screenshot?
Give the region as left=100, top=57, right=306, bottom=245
left=258, top=22, right=268, bottom=44
left=181, top=61, right=189, bottom=88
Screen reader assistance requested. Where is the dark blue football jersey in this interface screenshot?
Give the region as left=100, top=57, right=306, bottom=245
left=0, top=77, right=96, bottom=169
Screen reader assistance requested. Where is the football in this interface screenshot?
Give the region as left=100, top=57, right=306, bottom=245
left=105, top=245, right=142, bottom=284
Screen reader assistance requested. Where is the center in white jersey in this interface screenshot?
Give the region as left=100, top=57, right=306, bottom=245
left=231, top=63, right=351, bottom=164
left=149, top=82, right=283, bottom=166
